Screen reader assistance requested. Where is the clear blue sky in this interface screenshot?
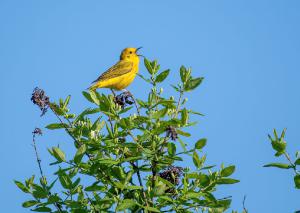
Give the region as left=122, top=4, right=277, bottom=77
left=1, top=0, right=300, bottom=212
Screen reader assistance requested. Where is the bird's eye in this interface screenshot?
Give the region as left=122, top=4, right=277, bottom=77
left=129, top=51, right=132, bottom=54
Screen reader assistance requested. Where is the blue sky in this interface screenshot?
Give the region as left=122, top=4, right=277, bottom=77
left=1, top=0, right=300, bottom=212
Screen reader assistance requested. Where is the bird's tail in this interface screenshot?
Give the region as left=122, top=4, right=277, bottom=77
left=87, top=83, right=98, bottom=91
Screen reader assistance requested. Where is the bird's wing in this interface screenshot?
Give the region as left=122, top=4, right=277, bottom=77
left=92, top=60, right=133, bottom=83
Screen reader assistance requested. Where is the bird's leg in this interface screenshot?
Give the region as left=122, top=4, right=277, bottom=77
left=110, top=89, right=116, bottom=97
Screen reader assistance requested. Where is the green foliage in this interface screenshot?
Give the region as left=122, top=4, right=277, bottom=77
left=265, top=128, right=300, bottom=212
left=16, top=58, right=239, bottom=212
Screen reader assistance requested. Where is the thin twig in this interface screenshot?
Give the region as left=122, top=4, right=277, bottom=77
left=243, top=195, right=248, bottom=213
left=32, top=129, right=63, bottom=213
left=32, top=132, right=44, bottom=178
left=174, top=91, right=183, bottom=118
left=283, top=151, right=294, bottom=166
left=126, top=90, right=141, bottom=116
left=283, top=151, right=299, bottom=174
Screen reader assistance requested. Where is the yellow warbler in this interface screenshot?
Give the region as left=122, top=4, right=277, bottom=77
left=89, top=47, right=142, bottom=91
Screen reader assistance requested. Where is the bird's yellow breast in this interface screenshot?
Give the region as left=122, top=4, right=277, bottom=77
left=112, top=66, right=138, bottom=90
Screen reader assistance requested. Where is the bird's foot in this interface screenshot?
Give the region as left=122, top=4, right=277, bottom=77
left=110, top=89, right=116, bottom=97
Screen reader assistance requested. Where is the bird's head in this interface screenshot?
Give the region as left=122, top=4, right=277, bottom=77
left=120, top=47, right=143, bottom=61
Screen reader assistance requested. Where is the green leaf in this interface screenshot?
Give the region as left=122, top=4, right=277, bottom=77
left=58, top=171, right=72, bottom=189
left=155, top=69, right=170, bottom=83
left=85, top=184, right=106, bottom=192
left=217, top=178, right=240, bottom=184
left=46, top=123, right=68, bottom=130
left=263, top=163, right=292, bottom=169
left=22, top=200, right=39, bottom=208
left=189, top=110, right=204, bottom=116
left=52, top=147, right=66, bottom=162
left=144, top=58, right=153, bottom=74
left=159, top=196, right=173, bottom=202
left=90, top=91, right=101, bottom=105
left=74, top=144, right=86, bottom=164
left=152, top=108, right=168, bottom=119
left=48, top=178, right=58, bottom=191
left=201, top=165, right=215, bottom=170
left=274, top=151, right=284, bottom=157
left=168, top=143, right=176, bottom=156
left=171, top=84, right=180, bottom=92
left=193, top=151, right=201, bottom=168
left=49, top=103, right=64, bottom=115
left=32, top=184, right=48, bottom=199
left=63, top=95, right=71, bottom=109
left=143, top=206, right=160, bottom=213
left=119, top=106, right=133, bottom=114
left=92, top=118, right=105, bottom=132
left=121, top=156, right=142, bottom=163
left=14, top=180, right=30, bottom=193
left=48, top=194, right=60, bottom=203
left=295, top=158, right=300, bottom=165
left=157, top=176, right=175, bottom=188
left=271, top=141, right=286, bottom=153
left=97, top=159, right=119, bottom=165
left=217, top=199, right=232, bottom=209
left=76, top=108, right=101, bottom=121
left=180, top=66, right=188, bottom=83
left=294, top=175, right=300, bottom=189
left=176, top=129, right=191, bottom=137
left=25, top=175, right=35, bottom=188
left=185, top=77, right=204, bottom=91
left=111, top=167, right=126, bottom=180
left=114, top=181, right=125, bottom=190
left=186, top=172, right=198, bottom=179
left=185, top=192, right=203, bottom=199
left=280, top=128, right=286, bottom=139
left=151, top=60, right=160, bottom=74
left=181, top=108, right=189, bottom=125
left=178, top=138, right=187, bottom=152
left=72, top=177, right=81, bottom=188
left=137, top=73, right=151, bottom=83
left=116, top=199, right=137, bottom=211
left=198, top=174, right=210, bottom=187
left=32, top=207, right=52, bottom=212
left=195, top=138, right=207, bottom=150
left=82, top=91, right=94, bottom=103
left=221, top=165, right=235, bottom=177
left=125, top=185, right=143, bottom=190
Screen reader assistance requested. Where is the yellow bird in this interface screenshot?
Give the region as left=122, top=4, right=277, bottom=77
left=89, top=47, right=142, bottom=92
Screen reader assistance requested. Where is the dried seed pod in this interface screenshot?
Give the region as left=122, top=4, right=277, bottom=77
left=31, top=87, right=50, bottom=116
left=166, top=126, right=178, bottom=141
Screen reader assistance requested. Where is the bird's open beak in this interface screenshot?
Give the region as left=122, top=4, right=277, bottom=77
left=136, top=47, right=144, bottom=57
